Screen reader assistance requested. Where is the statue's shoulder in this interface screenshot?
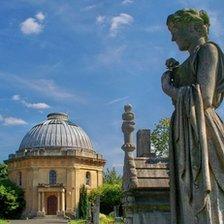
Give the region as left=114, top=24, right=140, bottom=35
left=199, top=41, right=217, bottom=51
left=196, top=41, right=220, bottom=61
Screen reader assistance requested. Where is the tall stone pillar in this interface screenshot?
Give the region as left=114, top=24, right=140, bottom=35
left=41, top=192, right=45, bottom=214
left=97, top=170, right=103, bottom=186
left=61, top=190, right=65, bottom=213
left=121, top=105, right=138, bottom=224
left=38, top=192, right=41, bottom=212
left=74, top=168, right=80, bottom=210
left=32, top=167, right=39, bottom=213
left=66, top=167, right=74, bottom=213
left=121, top=104, right=138, bottom=191
left=57, top=192, right=60, bottom=213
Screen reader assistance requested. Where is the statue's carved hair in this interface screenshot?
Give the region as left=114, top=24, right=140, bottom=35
left=167, top=9, right=210, bottom=39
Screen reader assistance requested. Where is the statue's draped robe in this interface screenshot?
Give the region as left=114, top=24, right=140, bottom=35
left=170, top=42, right=224, bottom=224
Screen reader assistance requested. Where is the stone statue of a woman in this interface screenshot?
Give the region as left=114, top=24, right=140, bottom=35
left=161, top=9, right=224, bottom=224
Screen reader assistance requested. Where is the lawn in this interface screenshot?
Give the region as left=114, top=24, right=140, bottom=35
left=0, top=220, right=9, bottom=224
left=68, top=214, right=124, bottom=224
left=68, top=220, right=86, bottom=224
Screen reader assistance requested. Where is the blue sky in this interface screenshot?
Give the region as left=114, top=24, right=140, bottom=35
left=0, top=0, right=224, bottom=172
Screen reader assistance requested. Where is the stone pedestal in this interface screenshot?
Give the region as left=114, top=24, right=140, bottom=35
left=123, top=190, right=170, bottom=224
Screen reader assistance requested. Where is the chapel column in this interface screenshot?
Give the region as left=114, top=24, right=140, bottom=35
left=38, top=191, right=41, bottom=212
left=66, top=167, right=74, bottom=213
left=57, top=192, right=60, bottom=214
left=41, top=192, right=45, bottom=214
left=61, top=190, right=65, bottom=213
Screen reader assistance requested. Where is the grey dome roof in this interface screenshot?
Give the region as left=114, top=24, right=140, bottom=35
left=19, top=113, right=93, bottom=151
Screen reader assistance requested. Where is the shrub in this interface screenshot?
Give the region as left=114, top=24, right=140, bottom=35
left=0, top=179, right=25, bottom=219
left=89, top=183, right=123, bottom=215
left=78, top=185, right=89, bottom=219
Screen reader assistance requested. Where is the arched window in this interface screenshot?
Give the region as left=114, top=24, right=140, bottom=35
left=18, top=172, right=22, bottom=186
left=49, top=170, right=57, bottom=185
left=86, top=171, right=91, bottom=186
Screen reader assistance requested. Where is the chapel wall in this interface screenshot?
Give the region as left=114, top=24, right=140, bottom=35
left=6, top=156, right=104, bottom=217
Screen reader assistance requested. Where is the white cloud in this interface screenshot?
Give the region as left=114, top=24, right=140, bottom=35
left=122, top=0, right=134, bottom=5
left=0, top=115, right=27, bottom=126
left=20, top=12, right=45, bottom=35
left=12, top=94, right=21, bottom=101
left=106, top=96, right=129, bottom=105
left=0, top=72, right=85, bottom=104
left=20, top=17, right=43, bottom=35
left=96, top=15, right=105, bottom=25
left=83, top=5, right=96, bottom=11
left=23, top=102, right=50, bottom=110
left=110, top=13, right=134, bottom=36
left=12, top=94, right=50, bottom=110
left=35, top=12, right=45, bottom=21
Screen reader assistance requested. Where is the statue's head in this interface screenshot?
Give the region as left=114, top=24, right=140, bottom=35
left=166, top=9, right=210, bottom=51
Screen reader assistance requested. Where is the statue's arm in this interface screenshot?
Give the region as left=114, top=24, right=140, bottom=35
left=161, top=71, right=178, bottom=100
left=197, top=43, right=218, bottom=109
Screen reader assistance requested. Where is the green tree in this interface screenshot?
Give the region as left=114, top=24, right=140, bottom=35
left=78, top=184, right=89, bottom=219
left=0, top=163, right=25, bottom=219
left=0, top=178, right=25, bottom=219
left=89, top=183, right=123, bottom=215
left=151, top=118, right=170, bottom=158
left=103, top=167, right=122, bottom=184
left=89, top=168, right=123, bottom=214
left=0, top=163, right=8, bottom=180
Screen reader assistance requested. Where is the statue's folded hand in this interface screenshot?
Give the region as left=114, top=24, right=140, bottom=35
left=161, top=71, right=177, bottom=100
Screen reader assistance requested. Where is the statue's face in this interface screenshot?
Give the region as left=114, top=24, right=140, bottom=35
left=168, top=24, right=191, bottom=51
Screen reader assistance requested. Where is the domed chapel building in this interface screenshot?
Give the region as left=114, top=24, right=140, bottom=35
left=5, top=113, right=105, bottom=217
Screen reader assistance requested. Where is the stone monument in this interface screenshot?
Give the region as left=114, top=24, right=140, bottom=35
left=162, top=9, right=224, bottom=224
left=121, top=105, right=170, bottom=224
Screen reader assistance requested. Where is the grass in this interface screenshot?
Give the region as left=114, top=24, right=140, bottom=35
left=0, top=220, right=9, bottom=224
left=99, top=214, right=114, bottom=224
left=68, top=214, right=124, bottom=224
left=68, top=220, right=86, bottom=224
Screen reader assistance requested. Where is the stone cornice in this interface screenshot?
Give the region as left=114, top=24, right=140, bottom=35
left=5, top=155, right=106, bottom=167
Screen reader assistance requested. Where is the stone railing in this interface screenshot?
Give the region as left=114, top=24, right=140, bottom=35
left=8, top=147, right=104, bottom=160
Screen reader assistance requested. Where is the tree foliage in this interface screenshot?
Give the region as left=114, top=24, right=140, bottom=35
left=151, top=118, right=170, bottom=158
left=0, top=178, right=25, bottom=219
left=0, top=163, right=25, bottom=219
left=78, top=184, right=89, bottom=219
left=103, top=167, right=122, bottom=185
left=89, top=183, right=123, bottom=215
left=89, top=168, right=123, bottom=214
left=0, top=163, right=8, bottom=180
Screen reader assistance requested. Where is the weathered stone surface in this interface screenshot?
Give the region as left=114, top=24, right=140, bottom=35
left=134, top=158, right=168, bottom=169
left=162, top=9, right=224, bottom=224
left=136, top=129, right=150, bottom=157
left=121, top=106, right=170, bottom=224
left=123, top=190, right=170, bottom=224
left=121, top=104, right=138, bottom=191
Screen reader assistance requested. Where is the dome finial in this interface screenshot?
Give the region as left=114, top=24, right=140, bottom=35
left=47, top=112, right=68, bottom=121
